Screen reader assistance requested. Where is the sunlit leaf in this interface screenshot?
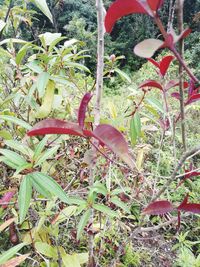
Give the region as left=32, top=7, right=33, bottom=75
left=0, top=115, right=31, bottom=130
left=115, top=68, right=131, bottom=83
left=37, top=72, right=50, bottom=98
left=35, top=242, right=57, bottom=258
left=134, top=39, right=164, bottom=58
left=93, top=204, right=118, bottom=217
left=32, top=0, right=53, bottom=23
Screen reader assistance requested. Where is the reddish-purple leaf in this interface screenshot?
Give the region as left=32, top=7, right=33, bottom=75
left=105, top=0, right=147, bottom=33
left=93, top=124, right=135, bottom=169
left=166, top=80, right=189, bottom=91
left=171, top=92, right=181, bottom=100
left=147, top=58, right=159, bottom=68
left=0, top=191, right=15, bottom=209
left=159, top=55, right=174, bottom=77
left=159, top=118, right=170, bottom=131
left=78, top=92, right=93, bottom=129
left=142, top=200, right=174, bottom=215
left=139, top=80, right=163, bottom=91
left=147, top=0, right=164, bottom=11
left=27, top=119, right=85, bottom=137
left=178, top=195, right=200, bottom=214
left=176, top=169, right=200, bottom=189
left=185, top=93, right=200, bottom=105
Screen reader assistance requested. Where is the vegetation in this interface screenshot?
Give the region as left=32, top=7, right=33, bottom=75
left=0, top=0, right=200, bottom=267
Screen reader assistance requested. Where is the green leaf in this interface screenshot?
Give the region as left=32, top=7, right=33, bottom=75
left=18, top=175, right=32, bottom=224
left=37, top=72, right=50, bottom=98
left=32, top=0, right=53, bottom=23
left=34, top=145, right=59, bottom=167
left=0, top=130, right=12, bottom=140
left=5, top=140, right=33, bottom=157
left=14, top=163, right=32, bottom=176
left=26, top=60, right=44, bottom=74
left=0, top=20, right=6, bottom=33
left=53, top=206, right=77, bottom=225
left=35, top=80, right=55, bottom=118
left=31, top=172, right=69, bottom=203
left=0, top=115, right=31, bottom=130
left=35, top=242, right=57, bottom=258
left=145, top=97, right=164, bottom=113
left=66, top=62, right=90, bottom=73
left=93, top=204, right=118, bottom=218
left=110, top=196, right=130, bottom=214
left=0, top=149, right=27, bottom=167
left=39, top=32, right=62, bottom=47
left=62, top=253, right=88, bottom=267
left=0, top=156, right=18, bottom=169
left=130, top=112, right=141, bottom=146
left=77, top=209, right=90, bottom=240
left=115, top=68, right=131, bottom=83
left=16, top=43, right=32, bottom=65
left=33, top=136, right=49, bottom=160
left=0, top=38, right=27, bottom=46
left=0, top=243, right=26, bottom=264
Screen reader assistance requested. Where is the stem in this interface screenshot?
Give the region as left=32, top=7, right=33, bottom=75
left=177, top=0, right=186, bottom=151
left=152, top=144, right=200, bottom=201
left=154, top=16, right=199, bottom=84
left=88, top=1, right=105, bottom=266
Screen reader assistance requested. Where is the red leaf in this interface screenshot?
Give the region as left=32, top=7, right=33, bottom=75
left=178, top=195, right=200, bottom=214
left=147, top=0, right=164, bottom=11
left=93, top=124, right=135, bottom=169
left=159, top=55, right=174, bottom=77
left=142, top=200, right=174, bottom=215
left=0, top=191, right=15, bottom=209
left=27, top=120, right=134, bottom=168
left=78, top=92, right=93, bottom=129
left=171, top=92, right=181, bottom=100
left=166, top=80, right=189, bottom=91
left=139, top=80, right=163, bottom=91
left=147, top=58, right=159, bottom=68
left=105, top=0, right=147, bottom=33
left=185, top=93, right=200, bottom=105
left=27, top=119, right=85, bottom=137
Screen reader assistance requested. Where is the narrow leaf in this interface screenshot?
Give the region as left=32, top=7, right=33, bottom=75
left=0, top=115, right=31, bottom=130
left=77, top=210, right=90, bottom=240
left=78, top=92, right=93, bottom=129
left=1, top=253, right=29, bottom=267
left=130, top=112, right=141, bottom=146
left=178, top=195, right=200, bottom=214
left=0, top=243, right=25, bottom=265
left=115, top=68, right=131, bottom=83
left=31, top=172, right=69, bottom=203
left=93, top=204, right=118, bottom=217
left=37, top=72, right=50, bottom=98
left=0, top=218, right=15, bottom=233
left=110, top=196, right=130, bottom=214
left=18, top=176, right=32, bottom=223
left=142, top=200, right=174, bottom=215
left=0, top=149, right=27, bottom=167
left=34, top=146, right=59, bottom=167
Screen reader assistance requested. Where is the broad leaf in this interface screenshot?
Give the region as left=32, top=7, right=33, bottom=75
left=105, top=0, right=147, bottom=33
left=115, top=68, right=131, bottom=83
left=77, top=209, right=90, bottom=240
left=110, top=196, right=130, bottom=214
left=78, top=92, right=93, bottom=129
left=134, top=39, right=164, bottom=58
left=178, top=195, right=200, bottom=214
left=0, top=149, right=27, bottom=167
left=139, top=80, right=163, bottom=91
left=32, top=0, right=53, bottom=23
left=39, top=32, right=61, bottom=47
left=37, top=72, right=50, bottom=98
left=147, top=0, right=164, bottom=11
left=0, top=243, right=26, bottom=265
left=35, top=242, right=57, bottom=258
left=27, top=119, right=85, bottom=137
left=142, top=200, right=174, bottom=215
left=18, top=175, right=32, bottom=223
left=93, top=124, right=135, bottom=169
left=159, top=55, right=174, bottom=77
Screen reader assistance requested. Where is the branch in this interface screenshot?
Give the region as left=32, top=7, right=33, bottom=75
left=152, top=144, right=200, bottom=201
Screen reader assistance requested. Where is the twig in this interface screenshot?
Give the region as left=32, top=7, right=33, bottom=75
left=177, top=0, right=187, bottom=151
left=152, top=144, right=200, bottom=201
